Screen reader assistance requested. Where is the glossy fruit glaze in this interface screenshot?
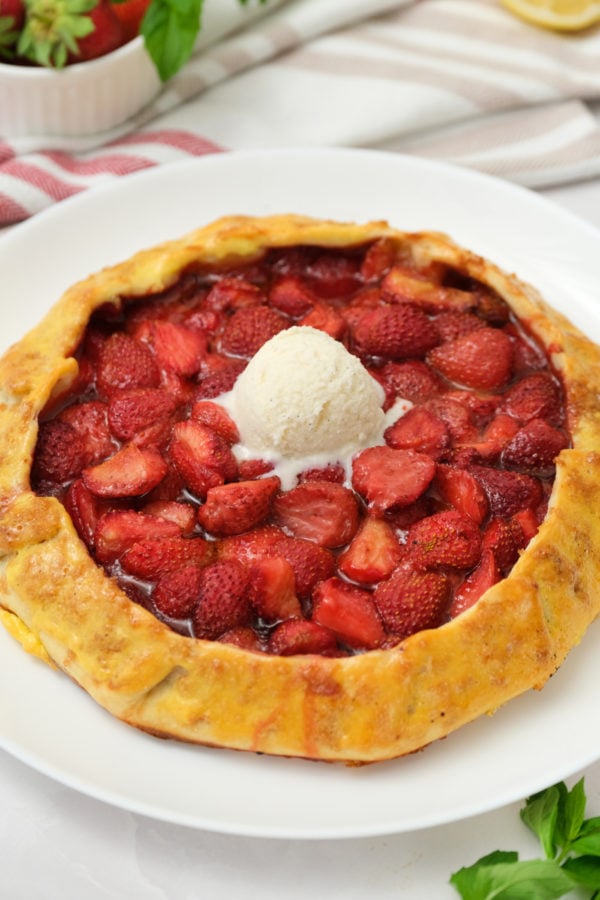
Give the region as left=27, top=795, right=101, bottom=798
left=32, top=238, right=569, bottom=656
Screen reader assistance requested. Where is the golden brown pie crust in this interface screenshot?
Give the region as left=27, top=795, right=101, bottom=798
left=1, top=214, right=600, bottom=764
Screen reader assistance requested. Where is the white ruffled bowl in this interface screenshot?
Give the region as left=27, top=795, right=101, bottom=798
left=0, top=35, right=161, bottom=139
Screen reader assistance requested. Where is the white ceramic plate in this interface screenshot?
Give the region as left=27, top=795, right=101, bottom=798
left=1, top=148, right=600, bottom=840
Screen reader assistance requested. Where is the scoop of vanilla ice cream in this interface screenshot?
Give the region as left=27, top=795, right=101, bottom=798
left=229, top=326, right=386, bottom=459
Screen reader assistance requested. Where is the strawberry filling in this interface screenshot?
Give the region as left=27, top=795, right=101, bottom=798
left=32, top=240, right=569, bottom=656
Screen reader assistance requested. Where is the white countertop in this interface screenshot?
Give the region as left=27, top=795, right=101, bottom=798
left=2, top=174, right=600, bottom=900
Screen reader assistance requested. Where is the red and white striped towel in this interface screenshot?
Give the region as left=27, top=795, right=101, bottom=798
left=2, top=0, right=600, bottom=227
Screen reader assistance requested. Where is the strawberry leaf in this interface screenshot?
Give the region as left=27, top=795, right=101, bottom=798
left=0, top=15, right=20, bottom=56
left=17, top=0, right=96, bottom=69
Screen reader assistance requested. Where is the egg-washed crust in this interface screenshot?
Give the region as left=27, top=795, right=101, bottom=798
left=1, top=214, right=600, bottom=764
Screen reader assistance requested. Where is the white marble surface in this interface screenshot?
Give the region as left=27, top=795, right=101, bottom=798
left=2, top=175, right=600, bottom=900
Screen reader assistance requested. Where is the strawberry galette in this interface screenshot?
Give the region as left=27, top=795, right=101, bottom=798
left=1, top=214, right=600, bottom=764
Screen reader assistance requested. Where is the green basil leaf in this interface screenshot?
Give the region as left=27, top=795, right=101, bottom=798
left=141, top=0, right=204, bottom=82
left=569, top=831, right=600, bottom=856
left=520, top=785, right=561, bottom=858
left=562, top=855, right=600, bottom=889
left=450, top=857, right=575, bottom=900
left=450, top=852, right=518, bottom=900
left=579, top=816, right=600, bottom=837
left=561, top=778, right=587, bottom=845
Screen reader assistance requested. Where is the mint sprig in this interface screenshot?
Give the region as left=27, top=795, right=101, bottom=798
left=450, top=779, right=600, bottom=899
left=141, top=0, right=268, bottom=83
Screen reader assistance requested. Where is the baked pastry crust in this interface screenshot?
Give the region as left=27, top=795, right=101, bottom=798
left=1, top=214, right=600, bottom=764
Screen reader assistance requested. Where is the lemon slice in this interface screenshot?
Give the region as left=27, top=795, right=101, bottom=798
left=501, top=0, right=600, bottom=30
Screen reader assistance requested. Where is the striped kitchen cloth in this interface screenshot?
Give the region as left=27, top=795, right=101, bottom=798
left=1, top=0, right=600, bottom=226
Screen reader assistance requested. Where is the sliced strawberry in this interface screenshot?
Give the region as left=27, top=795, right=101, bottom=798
left=273, top=535, right=336, bottom=598
left=433, top=310, right=486, bottom=343
left=193, top=560, right=251, bottom=640
left=63, top=478, right=108, bottom=548
left=298, top=304, right=346, bottom=340
left=60, top=400, right=114, bottom=464
left=272, top=481, right=359, bottom=549
left=449, top=549, right=500, bottom=618
left=247, top=556, right=302, bottom=622
left=149, top=320, right=206, bottom=377
left=220, top=306, right=288, bottom=358
left=198, top=476, right=280, bottom=536
left=96, top=332, right=159, bottom=397
left=501, top=418, right=568, bottom=476
left=477, top=412, right=520, bottom=458
left=387, top=494, right=435, bottom=529
left=501, top=371, right=563, bottom=425
left=107, top=388, right=178, bottom=443
left=121, top=534, right=214, bottom=578
left=153, top=564, right=203, bottom=620
left=205, top=277, right=264, bottom=312
left=312, top=578, right=385, bottom=650
left=155, top=369, right=195, bottom=408
left=190, top=400, right=240, bottom=444
left=384, top=406, right=450, bottom=460
left=345, top=286, right=382, bottom=320
left=306, top=252, right=361, bottom=299
left=217, top=524, right=284, bottom=564
left=338, top=517, right=403, bottom=585
left=468, top=464, right=544, bottom=517
left=374, top=360, right=442, bottom=407
left=506, top=326, right=549, bottom=375
left=434, top=464, right=489, bottom=524
left=218, top=526, right=336, bottom=599
left=269, top=275, right=315, bottom=317
left=427, top=327, right=514, bottom=390
left=169, top=420, right=238, bottom=499
left=353, top=304, right=439, bottom=359
left=481, top=412, right=519, bottom=450
left=424, top=396, right=478, bottom=443
left=444, top=389, right=498, bottom=426
left=142, top=499, right=197, bottom=535
left=34, top=420, right=87, bottom=484
left=95, top=510, right=180, bottom=565
left=360, top=238, right=397, bottom=281
left=351, top=446, right=436, bottom=515
left=268, top=619, right=338, bottom=657
left=481, top=517, right=521, bottom=573
left=373, top=564, right=451, bottom=638
left=194, top=358, right=246, bottom=400
left=142, top=467, right=186, bottom=504
left=218, top=627, right=264, bottom=652
left=238, top=458, right=275, bottom=479
left=82, top=444, right=167, bottom=498
left=296, top=463, right=346, bottom=484
left=511, top=507, right=540, bottom=544
left=406, top=509, right=482, bottom=570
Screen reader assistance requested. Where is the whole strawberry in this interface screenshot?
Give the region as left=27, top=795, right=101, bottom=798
left=111, top=0, right=149, bottom=42
left=18, top=0, right=124, bottom=68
